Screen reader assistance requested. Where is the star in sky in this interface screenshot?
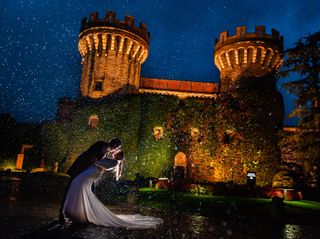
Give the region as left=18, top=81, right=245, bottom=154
left=0, top=0, right=319, bottom=124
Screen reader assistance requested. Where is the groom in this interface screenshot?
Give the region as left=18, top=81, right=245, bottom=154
left=67, top=138, right=121, bottom=179
left=59, top=138, right=121, bottom=223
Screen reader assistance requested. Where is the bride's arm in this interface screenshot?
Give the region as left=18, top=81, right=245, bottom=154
left=115, top=161, right=122, bottom=181
left=95, top=158, right=118, bottom=172
left=96, top=165, right=116, bottom=173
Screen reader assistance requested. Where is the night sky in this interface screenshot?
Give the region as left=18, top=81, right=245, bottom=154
left=1, top=0, right=319, bottom=125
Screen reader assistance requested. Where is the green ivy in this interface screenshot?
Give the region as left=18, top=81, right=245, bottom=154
left=41, top=83, right=283, bottom=187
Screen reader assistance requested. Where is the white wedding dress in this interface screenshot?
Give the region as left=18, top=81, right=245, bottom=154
left=63, top=160, right=163, bottom=229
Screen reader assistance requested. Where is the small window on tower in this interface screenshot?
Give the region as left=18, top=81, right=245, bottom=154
left=191, top=127, right=200, bottom=141
left=224, top=129, right=235, bottom=144
left=88, top=115, right=99, bottom=129
left=95, top=82, right=103, bottom=91
left=153, top=127, right=163, bottom=141
left=312, top=98, right=318, bottom=108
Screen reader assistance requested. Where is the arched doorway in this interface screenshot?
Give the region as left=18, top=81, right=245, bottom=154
left=173, top=152, right=187, bottom=180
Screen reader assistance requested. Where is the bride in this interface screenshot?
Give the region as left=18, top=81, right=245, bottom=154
left=62, top=141, right=163, bottom=229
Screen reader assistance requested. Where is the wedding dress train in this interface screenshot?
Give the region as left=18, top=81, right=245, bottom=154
left=63, top=161, right=163, bottom=229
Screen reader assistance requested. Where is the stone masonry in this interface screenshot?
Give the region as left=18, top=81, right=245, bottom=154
left=78, top=11, right=150, bottom=98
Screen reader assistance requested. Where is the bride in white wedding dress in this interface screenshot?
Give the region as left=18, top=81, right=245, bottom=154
left=63, top=145, right=163, bottom=229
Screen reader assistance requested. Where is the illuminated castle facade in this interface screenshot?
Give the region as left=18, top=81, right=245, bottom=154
left=55, top=11, right=285, bottom=186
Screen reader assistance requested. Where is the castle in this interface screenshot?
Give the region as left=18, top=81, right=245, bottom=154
left=50, top=11, right=285, bottom=186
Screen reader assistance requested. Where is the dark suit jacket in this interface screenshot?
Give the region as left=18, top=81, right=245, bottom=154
left=67, top=152, right=96, bottom=179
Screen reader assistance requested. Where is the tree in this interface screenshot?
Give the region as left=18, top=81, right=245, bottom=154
left=0, top=113, right=40, bottom=157
left=282, top=31, right=320, bottom=127
left=281, top=31, right=320, bottom=188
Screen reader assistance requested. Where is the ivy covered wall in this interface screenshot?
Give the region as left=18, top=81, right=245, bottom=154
left=212, top=87, right=284, bottom=186
left=135, top=94, right=177, bottom=179
left=166, top=97, right=217, bottom=182
left=41, top=83, right=283, bottom=186
left=41, top=94, right=141, bottom=176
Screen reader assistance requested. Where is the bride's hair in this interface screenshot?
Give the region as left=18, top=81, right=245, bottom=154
left=113, top=150, right=124, bottom=161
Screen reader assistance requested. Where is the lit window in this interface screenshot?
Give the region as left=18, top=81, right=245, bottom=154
left=191, top=127, right=200, bottom=141
left=88, top=115, right=99, bottom=129
left=153, top=127, right=163, bottom=140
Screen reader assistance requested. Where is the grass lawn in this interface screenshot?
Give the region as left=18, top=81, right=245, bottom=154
left=285, top=200, right=320, bottom=211
left=137, top=187, right=270, bottom=211
left=136, top=188, right=320, bottom=223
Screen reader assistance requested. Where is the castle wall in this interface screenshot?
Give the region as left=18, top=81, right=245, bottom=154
left=52, top=89, right=282, bottom=186
left=135, top=94, right=177, bottom=178
left=50, top=94, right=218, bottom=181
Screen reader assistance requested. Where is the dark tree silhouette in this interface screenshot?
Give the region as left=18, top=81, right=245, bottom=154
left=0, top=113, right=41, bottom=169
left=282, top=31, right=320, bottom=126
left=281, top=31, right=320, bottom=188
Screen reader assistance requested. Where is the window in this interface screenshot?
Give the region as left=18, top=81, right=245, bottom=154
left=190, top=127, right=200, bottom=141
left=312, top=98, right=318, bottom=108
left=95, top=81, right=103, bottom=91
left=224, top=129, right=235, bottom=144
left=229, top=98, right=240, bottom=110
left=88, top=115, right=99, bottom=129
left=153, top=127, right=163, bottom=140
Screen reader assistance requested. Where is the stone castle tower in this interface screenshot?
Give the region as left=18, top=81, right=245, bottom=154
left=78, top=11, right=150, bottom=98
left=213, top=26, right=285, bottom=186
left=214, top=25, right=283, bottom=92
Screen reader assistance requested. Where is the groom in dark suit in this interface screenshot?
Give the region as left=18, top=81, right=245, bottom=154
left=66, top=139, right=121, bottom=179
left=59, top=138, right=121, bottom=223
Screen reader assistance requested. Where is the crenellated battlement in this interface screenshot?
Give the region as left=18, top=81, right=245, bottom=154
left=215, top=25, right=283, bottom=51
left=214, top=25, right=284, bottom=91
left=78, top=11, right=149, bottom=65
left=80, top=11, right=150, bottom=44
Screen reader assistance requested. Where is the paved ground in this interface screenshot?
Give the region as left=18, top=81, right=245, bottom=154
left=1, top=194, right=320, bottom=239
